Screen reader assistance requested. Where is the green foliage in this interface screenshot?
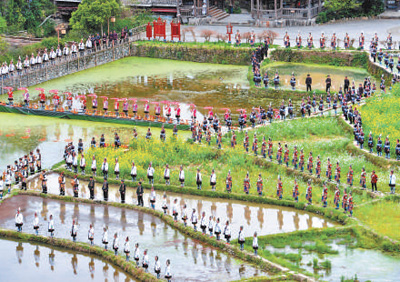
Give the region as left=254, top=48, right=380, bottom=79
left=70, top=0, right=121, bottom=33
left=40, top=37, right=65, bottom=50
left=274, top=252, right=302, bottom=263
left=112, top=10, right=154, bottom=31
left=304, top=240, right=339, bottom=254
left=356, top=198, right=400, bottom=241
left=321, top=259, right=332, bottom=269
left=361, top=0, right=385, bottom=16
left=316, top=11, right=328, bottom=23
left=312, top=258, right=319, bottom=269
left=352, top=52, right=368, bottom=68
left=360, top=86, right=400, bottom=158
left=4, top=0, right=55, bottom=35
left=0, top=36, right=9, bottom=56
left=225, top=6, right=242, bottom=14
left=317, top=0, right=384, bottom=23
left=325, top=0, right=361, bottom=11
left=0, top=16, right=7, bottom=33
left=233, top=117, right=345, bottom=143
left=39, top=19, right=56, bottom=37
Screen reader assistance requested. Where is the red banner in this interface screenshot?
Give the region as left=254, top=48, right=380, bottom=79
left=146, top=22, right=152, bottom=40
left=171, top=22, right=181, bottom=41
left=153, top=17, right=166, bottom=40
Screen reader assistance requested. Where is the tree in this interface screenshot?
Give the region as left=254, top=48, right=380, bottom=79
left=4, top=0, right=55, bottom=33
left=0, top=36, right=9, bottom=56
left=361, top=0, right=384, bottom=16
left=70, top=0, right=121, bottom=34
left=0, top=16, right=7, bottom=34
left=317, top=0, right=385, bottom=23
left=324, top=0, right=361, bottom=15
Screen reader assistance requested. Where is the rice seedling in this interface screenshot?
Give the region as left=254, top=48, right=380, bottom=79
left=355, top=197, right=400, bottom=241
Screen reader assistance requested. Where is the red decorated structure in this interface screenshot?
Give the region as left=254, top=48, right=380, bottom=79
left=226, top=23, right=233, bottom=44
left=146, top=22, right=153, bottom=40
left=170, top=21, right=181, bottom=42
left=153, top=17, right=166, bottom=41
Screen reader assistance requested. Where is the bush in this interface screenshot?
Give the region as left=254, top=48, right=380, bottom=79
left=113, top=10, right=154, bottom=32
left=321, top=259, right=332, bottom=269
left=0, top=16, right=6, bottom=34
left=316, top=0, right=384, bottom=23
left=362, top=0, right=384, bottom=16
left=40, top=37, right=65, bottom=49
left=233, top=6, right=242, bottom=14
left=316, top=11, right=328, bottom=24
left=41, top=19, right=56, bottom=37
left=200, top=29, right=216, bottom=42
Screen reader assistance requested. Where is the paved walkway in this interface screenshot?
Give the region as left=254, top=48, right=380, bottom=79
left=184, top=19, right=400, bottom=46
left=379, top=10, right=400, bottom=19
left=216, top=13, right=254, bottom=25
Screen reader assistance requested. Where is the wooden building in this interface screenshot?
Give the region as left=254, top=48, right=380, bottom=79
left=250, top=0, right=323, bottom=20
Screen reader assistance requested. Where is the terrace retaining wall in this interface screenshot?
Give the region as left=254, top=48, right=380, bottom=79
left=129, top=44, right=253, bottom=65
left=269, top=49, right=392, bottom=85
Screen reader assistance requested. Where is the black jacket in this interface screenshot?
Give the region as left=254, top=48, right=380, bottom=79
left=136, top=185, right=143, bottom=196
left=88, top=180, right=95, bottom=190
left=102, top=181, right=109, bottom=191
left=119, top=183, right=126, bottom=194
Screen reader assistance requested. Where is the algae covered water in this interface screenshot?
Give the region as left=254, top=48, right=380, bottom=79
left=262, top=62, right=371, bottom=92
left=0, top=238, right=137, bottom=282
left=11, top=57, right=371, bottom=115
left=20, top=57, right=251, bottom=114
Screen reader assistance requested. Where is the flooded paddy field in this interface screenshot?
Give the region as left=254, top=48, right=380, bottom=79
left=0, top=238, right=137, bottom=282
left=0, top=194, right=268, bottom=281
left=0, top=113, right=190, bottom=171
left=27, top=173, right=336, bottom=238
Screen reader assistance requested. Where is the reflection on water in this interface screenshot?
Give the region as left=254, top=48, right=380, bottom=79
left=13, top=57, right=359, bottom=119
left=10, top=57, right=373, bottom=117
left=0, top=113, right=190, bottom=171
left=266, top=241, right=400, bottom=282
left=0, top=195, right=268, bottom=281
left=15, top=57, right=252, bottom=114
left=28, top=173, right=335, bottom=238
left=0, top=239, right=135, bottom=282
left=0, top=58, right=372, bottom=171
left=263, top=63, right=371, bottom=92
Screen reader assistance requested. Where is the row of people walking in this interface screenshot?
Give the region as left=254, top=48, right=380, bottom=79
left=15, top=209, right=172, bottom=280
left=0, top=149, right=42, bottom=199
left=1, top=27, right=130, bottom=79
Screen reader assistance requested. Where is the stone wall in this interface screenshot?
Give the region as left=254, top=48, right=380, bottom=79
left=130, top=44, right=252, bottom=65
left=1, top=43, right=131, bottom=93
left=269, top=49, right=369, bottom=68
left=366, top=57, right=392, bottom=84
left=268, top=49, right=392, bottom=85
